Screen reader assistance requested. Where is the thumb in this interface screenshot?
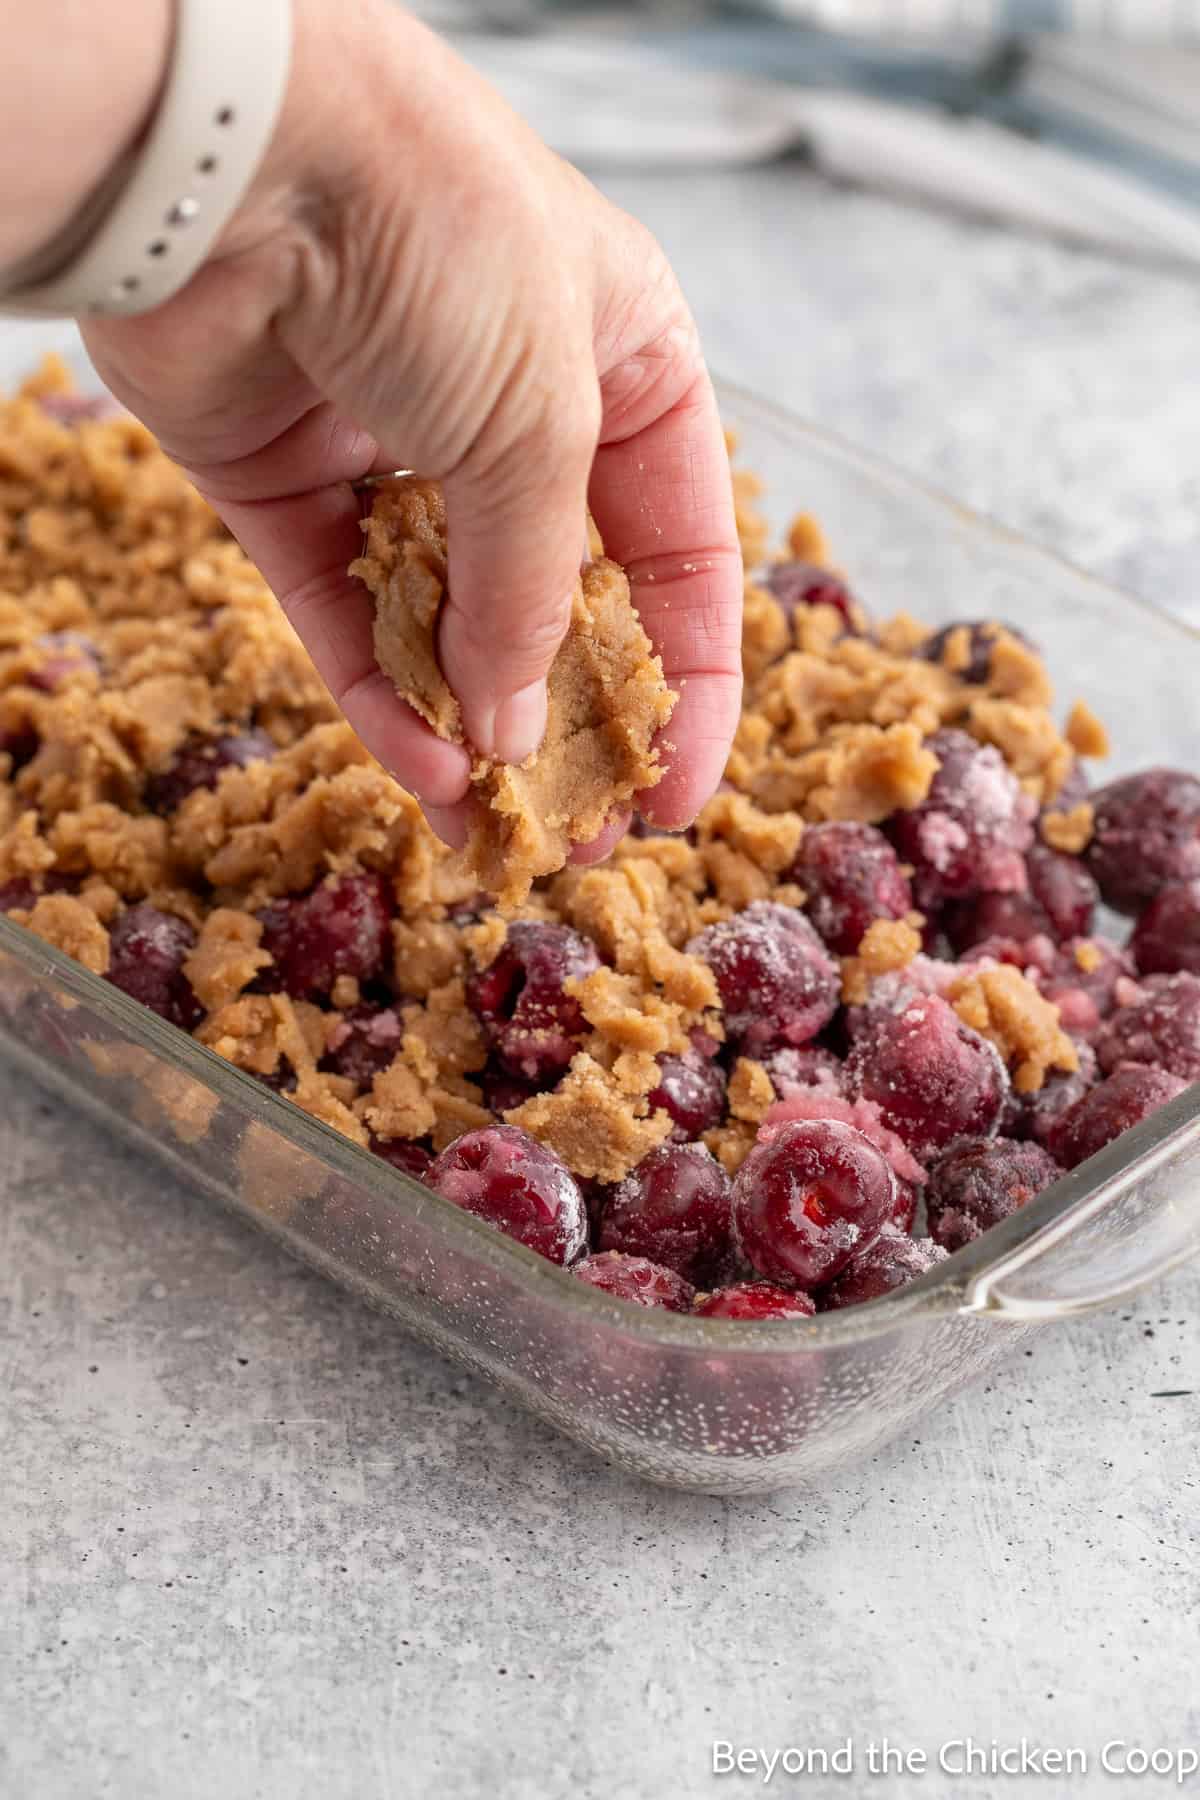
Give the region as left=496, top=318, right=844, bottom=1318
left=438, top=402, right=598, bottom=765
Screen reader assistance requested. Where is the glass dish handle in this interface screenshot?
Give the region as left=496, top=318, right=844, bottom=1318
left=959, top=1094, right=1200, bottom=1321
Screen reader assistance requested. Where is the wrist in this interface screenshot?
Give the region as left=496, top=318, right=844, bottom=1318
left=0, top=0, right=173, bottom=273
left=211, top=1, right=441, bottom=319
left=213, top=0, right=381, bottom=260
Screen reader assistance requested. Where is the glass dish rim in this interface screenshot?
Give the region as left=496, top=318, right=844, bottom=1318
left=4, top=370, right=1198, bottom=1354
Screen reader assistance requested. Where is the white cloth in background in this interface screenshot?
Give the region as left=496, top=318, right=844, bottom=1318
left=754, top=1, right=1200, bottom=36
left=452, top=25, right=1200, bottom=268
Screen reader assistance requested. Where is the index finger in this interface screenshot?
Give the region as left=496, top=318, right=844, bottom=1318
left=587, top=367, right=743, bottom=830
left=212, top=482, right=474, bottom=815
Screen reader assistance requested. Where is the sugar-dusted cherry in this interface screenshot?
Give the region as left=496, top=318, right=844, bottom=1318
left=428, top=1124, right=587, bottom=1265
left=694, top=1282, right=816, bottom=1321
left=1086, top=768, right=1200, bottom=915
left=845, top=993, right=1009, bottom=1157
left=465, top=920, right=599, bottom=1083
left=925, top=1136, right=1062, bottom=1252
left=1047, top=1064, right=1189, bottom=1170
left=688, top=901, right=839, bottom=1056
left=732, top=1118, right=896, bottom=1289
left=822, top=1230, right=948, bottom=1309
left=788, top=820, right=912, bottom=955
left=107, top=903, right=203, bottom=1030
left=258, top=871, right=391, bottom=999
left=891, top=727, right=1034, bottom=907
left=598, top=1141, right=733, bottom=1284
left=574, top=1252, right=695, bottom=1312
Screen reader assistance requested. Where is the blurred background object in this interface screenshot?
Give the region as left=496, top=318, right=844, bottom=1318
left=413, top=2, right=1200, bottom=266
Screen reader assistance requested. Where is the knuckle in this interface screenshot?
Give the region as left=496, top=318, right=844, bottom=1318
left=544, top=395, right=601, bottom=472
left=460, top=378, right=599, bottom=516
left=453, top=586, right=571, bottom=665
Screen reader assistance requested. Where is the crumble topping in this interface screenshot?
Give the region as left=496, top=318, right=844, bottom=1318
left=727, top=1057, right=776, bottom=1124
left=948, top=964, right=1078, bottom=1095
left=505, top=1051, right=673, bottom=1183
left=353, top=476, right=677, bottom=907
left=19, top=891, right=110, bottom=974
left=1041, top=801, right=1094, bottom=854
left=0, top=358, right=1112, bottom=1195
left=840, top=917, right=923, bottom=1006
left=183, top=909, right=271, bottom=1011
left=1065, top=700, right=1109, bottom=759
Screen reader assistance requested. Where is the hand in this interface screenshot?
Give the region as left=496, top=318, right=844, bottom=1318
left=82, top=0, right=743, bottom=853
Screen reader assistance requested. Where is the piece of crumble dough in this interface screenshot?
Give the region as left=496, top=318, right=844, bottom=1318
left=351, top=478, right=677, bottom=908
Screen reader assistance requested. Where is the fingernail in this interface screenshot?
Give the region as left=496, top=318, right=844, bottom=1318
left=492, top=681, right=547, bottom=766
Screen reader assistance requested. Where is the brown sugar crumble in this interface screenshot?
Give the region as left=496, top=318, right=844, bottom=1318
left=354, top=476, right=676, bottom=908
left=0, top=356, right=1122, bottom=1243
left=948, top=964, right=1078, bottom=1095
left=1041, top=800, right=1094, bottom=855
left=840, top=917, right=923, bottom=1007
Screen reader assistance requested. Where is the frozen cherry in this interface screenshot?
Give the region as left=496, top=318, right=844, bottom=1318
left=945, top=889, right=1049, bottom=954
left=646, top=1051, right=727, bottom=1142
left=766, top=560, right=865, bottom=634
left=788, top=820, right=912, bottom=954
left=1095, top=973, right=1200, bottom=1083
left=428, top=1124, right=587, bottom=1265
left=845, top=994, right=1009, bottom=1156
left=370, top=1135, right=434, bottom=1181
left=1013, top=1041, right=1098, bottom=1148
left=822, top=1230, right=948, bottom=1309
left=1086, top=769, right=1200, bottom=914
left=0, top=877, right=37, bottom=912
left=578, top=1176, right=612, bottom=1239
left=688, top=901, right=839, bottom=1055
left=842, top=951, right=961, bottom=1039
left=27, top=630, right=101, bottom=692
left=889, top=1179, right=918, bottom=1233
left=1026, top=843, right=1097, bottom=942
left=321, top=1003, right=405, bottom=1086
left=890, top=728, right=1034, bottom=907
left=1044, top=936, right=1137, bottom=1036
left=107, top=903, right=203, bottom=1029
left=465, top=920, right=599, bottom=1083
left=695, top=1281, right=815, bottom=1321
left=256, top=1063, right=297, bottom=1096
left=762, top=1043, right=845, bottom=1096
left=958, top=932, right=1059, bottom=986
left=258, top=870, right=391, bottom=999
left=1130, top=880, right=1200, bottom=977
left=598, top=1141, right=733, bottom=1284
left=921, top=619, right=1034, bottom=684
left=145, top=729, right=275, bottom=814
left=760, top=1086, right=927, bottom=1191
left=479, top=1061, right=544, bottom=1117
left=1047, top=1064, right=1189, bottom=1170
left=0, top=725, right=38, bottom=772
left=574, top=1252, right=694, bottom=1312
left=732, top=1118, right=896, bottom=1289
left=925, top=1136, right=1062, bottom=1252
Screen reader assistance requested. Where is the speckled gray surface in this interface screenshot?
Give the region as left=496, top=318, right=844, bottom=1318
left=5, top=169, right=1200, bottom=1800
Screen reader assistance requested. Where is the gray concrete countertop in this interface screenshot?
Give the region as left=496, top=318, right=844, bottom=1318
left=5, top=168, right=1200, bottom=1800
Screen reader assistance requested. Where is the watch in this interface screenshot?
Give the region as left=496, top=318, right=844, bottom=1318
left=0, top=0, right=292, bottom=319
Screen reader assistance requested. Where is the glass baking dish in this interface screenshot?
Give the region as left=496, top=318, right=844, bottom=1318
left=2, top=354, right=1199, bottom=1496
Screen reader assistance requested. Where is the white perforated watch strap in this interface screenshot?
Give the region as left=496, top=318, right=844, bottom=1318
left=0, top=0, right=292, bottom=319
